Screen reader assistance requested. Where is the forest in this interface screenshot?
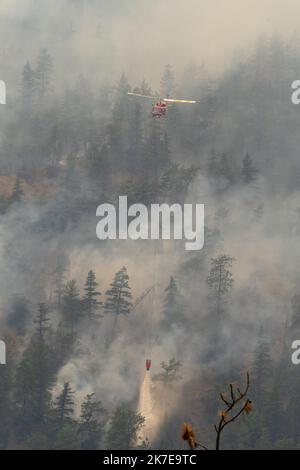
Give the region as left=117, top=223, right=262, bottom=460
left=0, top=0, right=300, bottom=451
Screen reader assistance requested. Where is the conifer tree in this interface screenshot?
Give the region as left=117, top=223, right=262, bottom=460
left=0, top=349, right=12, bottom=449
left=264, top=387, right=285, bottom=444
left=14, top=304, right=54, bottom=434
left=79, top=393, right=105, bottom=450
left=286, top=374, right=300, bottom=442
left=242, top=153, right=259, bottom=184
left=82, top=270, right=102, bottom=320
left=52, top=382, right=79, bottom=449
left=104, top=267, right=132, bottom=334
left=33, top=303, right=53, bottom=422
left=109, top=74, right=131, bottom=167
left=207, top=255, right=235, bottom=316
left=54, top=382, right=75, bottom=428
left=143, top=120, right=171, bottom=180
left=127, top=102, right=143, bottom=174
left=218, top=153, right=235, bottom=185
left=154, top=358, right=182, bottom=387
left=161, top=64, right=175, bottom=97
left=7, top=294, right=30, bottom=335
left=52, top=264, right=67, bottom=309
left=208, top=149, right=218, bottom=178
left=85, top=143, right=102, bottom=180
left=252, top=333, right=273, bottom=410
left=162, top=277, right=185, bottom=327
left=106, top=405, right=145, bottom=450
left=21, top=62, right=35, bottom=107
left=35, top=49, right=53, bottom=100
left=61, top=280, right=82, bottom=345
left=139, top=80, right=153, bottom=96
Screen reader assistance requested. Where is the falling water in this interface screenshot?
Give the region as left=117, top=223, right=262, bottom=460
left=137, top=372, right=157, bottom=443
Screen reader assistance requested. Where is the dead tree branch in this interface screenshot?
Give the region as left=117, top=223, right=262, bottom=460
left=215, top=372, right=251, bottom=450
left=182, top=372, right=252, bottom=451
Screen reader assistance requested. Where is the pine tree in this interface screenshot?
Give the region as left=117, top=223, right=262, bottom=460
left=143, top=120, right=160, bottom=180
left=7, top=294, right=30, bottom=335
left=52, top=264, right=67, bottom=309
left=33, top=303, right=53, bottom=422
left=61, top=280, right=82, bottom=345
left=154, top=358, right=182, bottom=387
left=159, top=164, right=195, bottom=202
left=143, top=120, right=171, bottom=180
left=162, top=277, right=185, bottom=328
left=207, top=255, right=235, bottom=316
left=264, top=387, right=285, bottom=444
left=78, top=393, right=105, bottom=450
left=52, top=382, right=79, bottom=449
left=109, top=74, right=131, bottom=169
left=242, top=153, right=259, bottom=184
left=208, top=149, right=218, bottom=178
left=82, top=270, right=102, bottom=320
left=106, top=405, right=145, bottom=450
left=14, top=358, right=31, bottom=439
left=85, top=143, right=102, bottom=180
left=104, top=267, right=132, bottom=335
left=54, top=382, right=75, bottom=428
left=218, top=153, right=235, bottom=185
left=21, top=62, right=35, bottom=107
left=0, top=348, right=12, bottom=449
left=286, top=374, right=300, bottom=442
left=35, top=49, right=53, bottom=100
left=161, top=130, right=172, bottom=170
left=252, top=333, right=273, bottom=410
left=115, top=73, right=131, bottom=100
left=86, top=143, right=111, bottom=194
left=14, top=304, right=54, bottom=436
left=161, top=65, right=175, bottom=97
left=127, top=102, right=144, bottom=175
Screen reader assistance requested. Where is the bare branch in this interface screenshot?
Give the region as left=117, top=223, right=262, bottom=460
left=220, top=393, right=230, bottom=407
left=215, top=372, right=251, bottom=450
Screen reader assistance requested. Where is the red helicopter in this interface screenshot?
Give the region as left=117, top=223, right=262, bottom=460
left=127, top=92, right=197, bottom=118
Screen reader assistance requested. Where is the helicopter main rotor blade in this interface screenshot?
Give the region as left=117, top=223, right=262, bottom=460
left=163, top=98, right=197, bottom=104
left=127, top=92, right=157, bottom=100
left=127, top=92, right=197, bottom=104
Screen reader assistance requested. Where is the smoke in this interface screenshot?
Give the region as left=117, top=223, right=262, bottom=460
left=137, top=373, right=156, bottom=443
left=1, top=0, right=300, bottom=90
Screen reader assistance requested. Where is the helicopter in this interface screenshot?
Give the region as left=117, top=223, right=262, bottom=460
left=127, top=92, right=197, bottom=117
